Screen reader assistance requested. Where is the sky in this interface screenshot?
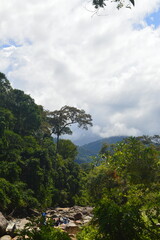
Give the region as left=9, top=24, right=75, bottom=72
left=0, top=0, right=160, bottom=145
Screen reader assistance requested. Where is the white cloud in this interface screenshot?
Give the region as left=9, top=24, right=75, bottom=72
left=1, top=0, right=160, bottom=144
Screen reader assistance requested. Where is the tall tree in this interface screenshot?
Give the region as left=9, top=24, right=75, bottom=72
left=47, top=106, right=93, bottom=150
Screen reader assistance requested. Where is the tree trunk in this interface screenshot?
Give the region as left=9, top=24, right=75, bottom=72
left=56, top=134, right=60, bottom=153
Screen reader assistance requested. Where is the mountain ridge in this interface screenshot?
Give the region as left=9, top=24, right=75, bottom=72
left=76, top=136, right=127, bottom=164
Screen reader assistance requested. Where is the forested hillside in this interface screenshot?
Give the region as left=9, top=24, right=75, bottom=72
left=0, top=72, right=84, bottom=214
left=76, top=136, right=126, bottom=163
left=77, top=136, right=160, bottom=240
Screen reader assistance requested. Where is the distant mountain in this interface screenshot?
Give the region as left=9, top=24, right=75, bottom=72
left=76, top=136, right=126, bottom=164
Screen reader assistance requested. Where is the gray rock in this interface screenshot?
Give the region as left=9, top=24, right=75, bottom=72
left=0, top=213, right=8, bottom=237
left=83, top=207, right=93, bottom=215
left=15, top=218, right=29, bottom=231
left=0, top=235, right=12, bottom=240
left=83, top=215, right=92, bottom=221
left=6, top=221, right=16, bottom=237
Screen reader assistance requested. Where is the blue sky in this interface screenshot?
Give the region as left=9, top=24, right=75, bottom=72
left=0, top=40, right=22, bottom=49
left=145, top=8, right=160, bottom=28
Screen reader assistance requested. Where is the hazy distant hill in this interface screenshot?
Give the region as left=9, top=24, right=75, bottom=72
left=76, top=136, right=126, bottom=164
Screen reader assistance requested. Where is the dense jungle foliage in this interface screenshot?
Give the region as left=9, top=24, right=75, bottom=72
left=77, top=136, right=160, bottom=239
left=0, top=72, right=86, bottom=213
left=0, top=72, right=160, bottom=239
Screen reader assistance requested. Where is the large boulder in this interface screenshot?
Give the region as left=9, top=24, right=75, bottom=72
left=0, top=235, right=12, bottom=240
left=74, top=212, right=83, bottom=221
left=6, top=221, right=16, bottom=237
left=5, top=218, right=29, bottom=238
left=82, top=207, right=93, bottom=216
left=65, top=222, right=80, bottom=235
left=0, top=213, right=8, bottom=237
left=14, top=218, right=29, bottom=231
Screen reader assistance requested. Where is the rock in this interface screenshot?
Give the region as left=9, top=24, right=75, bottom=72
left=12, top=237, right=19, bottom=240
left=82, top=207, right=93, bottom=216
left=6, top=221, right=16, bottom=237
left=74, top=212, right=83, bottom=221
left=56, top=208, right=70, bottom=212
left=0, top=213, right=8, bottom=237
left=46, top=209, right=56, bottom=217
left=65, top=222, right=80, bottom=235
left=6, top=221, right=15, bottom=232
left=0, top=235, right=12, bottom=240
left=68, top=216, right=75, bottom=221
left=83, top=215, right=92, bottom=223
left=15, top=218, right=29, bottom=231
left=75, top=220, right=83, bottom=225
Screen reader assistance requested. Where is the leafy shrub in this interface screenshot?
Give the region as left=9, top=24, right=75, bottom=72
left=17, top=216, right=71, bottom=240
left=93, top=197, right=160, bottom=240
left=77, top=225, right=100, bottom=240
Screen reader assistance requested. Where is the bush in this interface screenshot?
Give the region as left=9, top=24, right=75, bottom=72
left=77, top=225, right=100, bottom=240
left=17, top=216, right=71, bottom=240
left=93, top=197, right=160, bottom=240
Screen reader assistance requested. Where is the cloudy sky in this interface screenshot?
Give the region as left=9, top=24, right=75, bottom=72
left=1, top=0, right=160, bottom=145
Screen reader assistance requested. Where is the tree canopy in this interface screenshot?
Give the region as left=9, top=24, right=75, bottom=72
left=47, top=105, right=93, bottom=149
left=78, top=137, right=160, bottom=240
